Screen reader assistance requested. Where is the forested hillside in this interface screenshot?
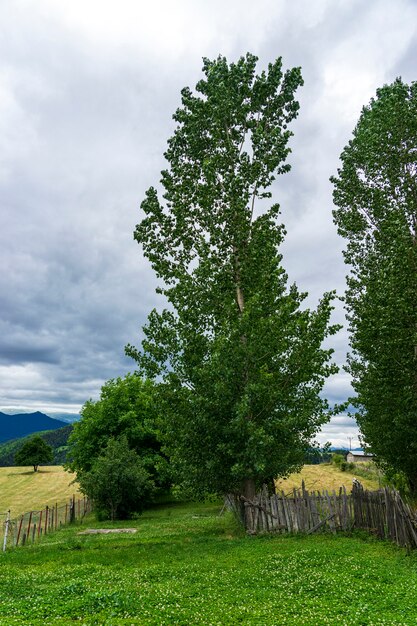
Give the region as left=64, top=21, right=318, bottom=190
left=0, top=424, right=73, bottom=466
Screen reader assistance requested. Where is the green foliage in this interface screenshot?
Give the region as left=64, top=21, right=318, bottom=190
left=331, top=78, right=417, bottom=493
left=331, top=453, right=362, bottom=473
left=331, top=453, right=345, bottom=467
left=2, top=500, right=417, bottom=624
left=127, top=53, right=340, bottom=498
left=304, top=441, right=333, bottom=464
left=383, top=468, right=411, bottom=498
left=332, top=458, right=382, bottom=483
left=14, top=435, right=53, bottom=471
left=77, top=437, right=154, bottom=520
left=347, top=461, right=379, bottom=482
left=67, top=374, right=170, bottom=493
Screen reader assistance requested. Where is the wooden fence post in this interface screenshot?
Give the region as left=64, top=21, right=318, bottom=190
left=2, top=511, right=10, bottom=552
left=38, top=510, right=43, bottom=538
left=44, top=506, right=49, bottom=535
left=69, top=496, right=75, bottom=524
left=16, top=515, right=24, bottom=546
left=26, top=511, right=33, bottom=542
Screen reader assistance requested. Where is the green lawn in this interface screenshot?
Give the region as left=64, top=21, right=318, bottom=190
left=1, top=500, right=417, bottom=625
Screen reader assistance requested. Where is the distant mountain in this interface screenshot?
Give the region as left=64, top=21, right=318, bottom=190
left=0, top=424, right=74, bottom=466
left=0, top=411, right=67, bottom=444
left=47, top=413, right=80, bottom=424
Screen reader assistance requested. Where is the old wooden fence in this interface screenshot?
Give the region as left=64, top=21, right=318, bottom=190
left=228, top=481, right=417, bottom=550
left=1, top=494, right=91, bottom=551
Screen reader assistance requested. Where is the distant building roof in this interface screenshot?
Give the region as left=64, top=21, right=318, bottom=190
left=348, top=450, right=373, bottom=457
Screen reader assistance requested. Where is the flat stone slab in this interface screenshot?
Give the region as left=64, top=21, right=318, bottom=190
left=77, top=528, right=137, bottom=535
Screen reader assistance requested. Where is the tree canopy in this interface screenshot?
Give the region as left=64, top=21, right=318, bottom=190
left=14, top=435, right=53, bottom=471
left=331, top=78, right=417, bottom=493
left=127, top=53, right=339, bottom=500
left=67, top=374, right=169, bottom=492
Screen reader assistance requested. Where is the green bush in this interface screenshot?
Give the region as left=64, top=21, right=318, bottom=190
left=331, top=453, right=345, bottom=467
left=339, top=461, right=355, bottom=472
left=77, top=436, right=155, bottom=520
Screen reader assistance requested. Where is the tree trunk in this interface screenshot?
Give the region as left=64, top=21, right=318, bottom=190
left=236, top=284, right=245, bottom=314
left=236, top=249, right=255, bottom=522
left=242, top=477, right=256, bottom=530
left=408, top=475, right=417, bottom=499
left=242, top=477, right=256, bottom=500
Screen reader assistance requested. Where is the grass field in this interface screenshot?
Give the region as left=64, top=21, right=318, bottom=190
left=0, top=466, right=80, bottom=518
left=275, top=462, right=381, bottom=493
left=0, top=463, right=379, bottom=520
left=1, top=499, right=417, bottom=625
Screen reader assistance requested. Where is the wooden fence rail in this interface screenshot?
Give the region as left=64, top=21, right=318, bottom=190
left=227, top=481, right=417, bottom=550
left=1, top=495, right=92, bottom=551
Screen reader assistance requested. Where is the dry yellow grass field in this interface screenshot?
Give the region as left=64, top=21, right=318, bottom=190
left=0, top=463, right=380, bottom=519
left=0, top=465, right=81, bottom=518
left=275, top=463, right=381, bottom=494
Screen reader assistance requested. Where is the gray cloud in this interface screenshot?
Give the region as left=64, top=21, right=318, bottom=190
left=317, top=414, right=361, bottom=450
left=0, top=345, right=59, bottom=365
left=0, top=0, right=416, bottom=452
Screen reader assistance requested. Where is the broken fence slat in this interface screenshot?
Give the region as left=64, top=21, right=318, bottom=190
left=306, top=513, right=337, bottom=535
left=240, top=496, right=286, bottom=527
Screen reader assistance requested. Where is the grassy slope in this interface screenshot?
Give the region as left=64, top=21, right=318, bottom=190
left=275, top=463, right=381, bottom=493
left=0, top=500, right=417, bottom=625
left=0, top=466, right=80, bottom=518
left=0, top=463, right=379, bottom=521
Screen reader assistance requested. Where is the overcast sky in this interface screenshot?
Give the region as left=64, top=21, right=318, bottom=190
left=1, top=0, right=416, bottom=447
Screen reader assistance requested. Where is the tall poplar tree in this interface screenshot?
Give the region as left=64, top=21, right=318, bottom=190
left=332, top=79, right=417, bottom=493
left=127, top=54, right=339, bottom=500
